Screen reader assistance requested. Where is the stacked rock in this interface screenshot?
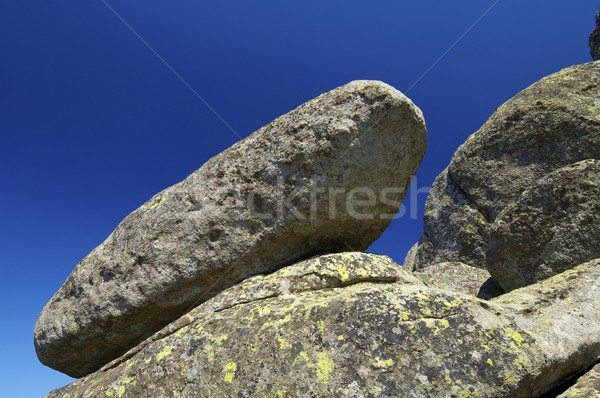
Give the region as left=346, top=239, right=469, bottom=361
left=38, top=18, right=600, bottom=396
left=35, top=80, right=428, bottom=378
left=405, top=61, right=600, bottom=284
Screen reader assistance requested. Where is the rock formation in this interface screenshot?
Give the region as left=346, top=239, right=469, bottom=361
left=591, top=11, right=600, bottom=61
left=38, top=17, right=600, bottom=396
left=488, top=159, right=600, bottom=291
left=46, top=255, right=600, bottom=397
left=35, top=80, right=427, bottom=378
left=404, top=61, right=600, bottom=271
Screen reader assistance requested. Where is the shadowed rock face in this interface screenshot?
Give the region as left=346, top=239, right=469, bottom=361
left=591, top=11, right=600, bottom=60
left=405, top=62, right=600, bottom=271
left=488, top=160, right=600, bottom=291
left=34, top=80, right=427, bottom=377
left=556, top=363, right=600, bottom=398
left=46, top=254, right=600, bottom=398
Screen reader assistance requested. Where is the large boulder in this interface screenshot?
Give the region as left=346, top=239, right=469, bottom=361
left=34, top=81, right=427, bottom=377
left=46, top=254, right=600, bottom=398
left=488, top=160, right=600, bottom=291
left=406, top=62, right=600, bottom=271
left=591, top=11, right=600, bottom=61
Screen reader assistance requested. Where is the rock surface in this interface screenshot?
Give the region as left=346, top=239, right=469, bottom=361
left=412, top=261, right=502, bottom=299
left=556, top=363, right=600, bottom=398
left=591, top=11, right=600, bottom=61
left=406, top=62, right=600, bottom=270
left=488, top=160, right=600, bottom=291
left=34, top=81, right=427, bottom=377
left=46, top=254, right=600, bottom=398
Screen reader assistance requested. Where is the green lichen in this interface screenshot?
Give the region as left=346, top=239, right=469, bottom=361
left=277, top=337, right=291, bottom=350
left=155, top=345, right=173, bottom=361
left=374, top=357, right=394, bottom=367
left=337, top=264, right=350, bottom=281
left=142, top=195, right=165, bottom=211
left=316, top=352, right=334, bottom=385
left=223, top=362, right=238, bottom=383
left=504, top=327, right=524, bottom=345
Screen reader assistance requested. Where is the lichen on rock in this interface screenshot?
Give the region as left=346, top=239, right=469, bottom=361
left=47, top=255, right=600, bottom=398
left=34, top=80, right=427, bottom=377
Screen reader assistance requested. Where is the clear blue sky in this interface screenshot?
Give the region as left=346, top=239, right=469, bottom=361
left=1, top=1, right=597, bottom=396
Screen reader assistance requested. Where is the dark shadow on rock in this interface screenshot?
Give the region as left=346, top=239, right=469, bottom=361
left=477, top=277, right=504, bottom=300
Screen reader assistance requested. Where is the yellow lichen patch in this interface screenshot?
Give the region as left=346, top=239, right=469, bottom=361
left=318, top=320, right=325, bottom=334
left=487, top=359, right=494, bottom=366
left=277, top=314, right=292, bottom=326
left=142, top=196, right=165, bottom=211
left=258, top=307, right=271, bottom=316
left=310, top=93, right=325, bottom=105
left=277, top=337, right=292, bottom=350
left=337, top=335, right=345, bottom=341
left=316, top=352, right=334, bottom=385
left=223, top=362, right=238, bottom=383
left=514, top=357, right=530, bottom=369
left=155, top=345, right=174, bottom=361
left=397, top=309, right=411, bottom=322
left=277, top=390, right=285, bottom=398
left=117, top=385, right=126, bottom=398
left=337, top=264, right=350, bottom=281
left=422, top=318, right=450, bottom=335
left=504, top=373, right=517, bottom=384
left=504, top=327, right=524, bottom=345
left=374, top=356, right=394, bottom=368
left=442, top=298, right=464, bottom=309
left=106, top=390, right=114, bottom=397
left=120, top=376, right=135, bottom=385
left=215, top=334, right=228, bottom=344
left=204, top=342, right=215, bottom=362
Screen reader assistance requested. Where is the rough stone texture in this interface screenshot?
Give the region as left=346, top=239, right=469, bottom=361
left=34, top=81, right=427, bottom=377
left=408, top=168, right=491, bottom=271
left=591, top=11, right=600, bottom=61
left=412, top=261, right=503, bottom=299
left=488, top=160, right=600, bottom=291
left=47, top=255, right=600, bottom=398
left=556, top=363, right=600, bottom=398
left=406, top=62, right=600, bottom=270
left=490, top=259, right=600, bottom=396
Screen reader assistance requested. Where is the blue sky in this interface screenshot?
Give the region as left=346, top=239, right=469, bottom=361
left=1, top=1, right=597, bottom=396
